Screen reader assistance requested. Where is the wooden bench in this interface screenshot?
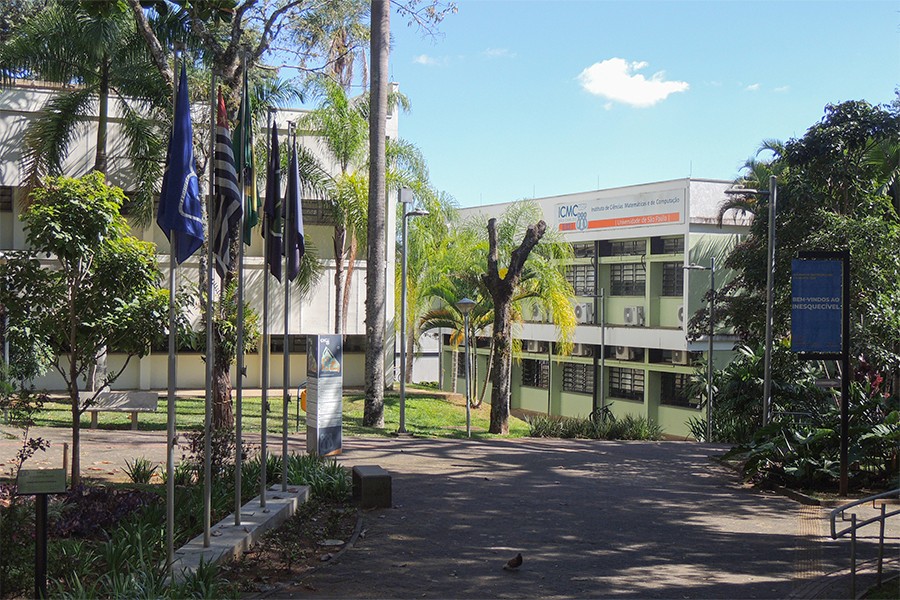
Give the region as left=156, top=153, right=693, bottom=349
left=78, top=391, right=159, bottom=430
left=352, top=465, right=392, bottom=509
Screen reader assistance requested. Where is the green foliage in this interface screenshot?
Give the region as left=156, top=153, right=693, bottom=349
left=526, top=412, right=662, bottom=441
left=0, top=491, right=35, bottom=595
left=123, top=457, right=159, bottom=484
left=240, top=452, right=352, bottom=503
left=724, top=382, right=898, bottom=491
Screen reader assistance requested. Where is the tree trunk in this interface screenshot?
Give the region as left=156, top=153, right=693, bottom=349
left=342, top=233, right=358, bottom=333
left=212, top=359, right=234, bottom=430
left=483, top=218, right=547, bottom=434
left=93, top=57, right=109, bottom=174
left=363, top=0, right=389, bottom=427
left=70, top=388, right=81, bottom=486
left=450, top=346, right=458, bottom=393
left=333, top=225, right=346, bottom=334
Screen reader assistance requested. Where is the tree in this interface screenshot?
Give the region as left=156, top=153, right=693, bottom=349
left=0, top=174, right=167, bottom=485
left=364, top=0, right=390, bottom=427
left=0, top=1, right=169, bottom=221
left=720, top=100, right=900, bottom=396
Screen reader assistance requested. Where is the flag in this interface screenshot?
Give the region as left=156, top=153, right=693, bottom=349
left=211, top=88, right=242, bottom=279
left=264, top=121, right=283, bottom=281
left=157, top=63, right=203, bottom=263
left=285, top=141, right=306, bottom=282
left=233, top=70, right=260, bottom=245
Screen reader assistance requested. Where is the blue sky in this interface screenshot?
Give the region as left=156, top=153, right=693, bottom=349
left=384, top=0, right=899, bottom=207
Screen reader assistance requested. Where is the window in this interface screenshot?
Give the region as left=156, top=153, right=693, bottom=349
left=521, top=359, right=550, bottom=389
left=662, top=237, right=684, bottom=254
left=610, top=263, right=645, bottom=296
left=270, top=335, right=306, bottom=353
left=571, top=242, right=594, bottom=258
left=562, top=362, right=593, bottom=394
left=661, top=262, right=684, bottom=296
left=457, top=352, right=469, bottom=377
left=608, top=367, right=644, bottom=401
left=0, top=186, right=13, bottom=212
left=300, top=198, right=336, bottom=226
left=610, top=240, right=645, bottom=256
left=660, top=372, right=698, bottom=408
left=565, top=264, right=595, bottom=296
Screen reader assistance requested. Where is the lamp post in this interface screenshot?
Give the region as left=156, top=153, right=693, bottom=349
left=456, top=298, right=476, bottom=438
left=399, top=188, right=428, bottom=434
left=725, top=176, right=777, bottom=426
left=686, top=259, right=716, bottom=442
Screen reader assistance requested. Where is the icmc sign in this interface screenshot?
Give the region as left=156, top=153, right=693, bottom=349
left=791, top=258, right=843, bottom=355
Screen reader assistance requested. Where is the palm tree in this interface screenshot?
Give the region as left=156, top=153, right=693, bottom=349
left=0, top=2, right=169, bottom=223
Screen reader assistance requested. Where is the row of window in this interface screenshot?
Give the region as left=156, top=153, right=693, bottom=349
left=571, top=237, right=685, bottom=259
left=518, top=359, right=696, bottom=407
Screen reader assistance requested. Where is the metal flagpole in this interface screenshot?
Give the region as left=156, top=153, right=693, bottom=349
left=165, top=47, right=181, bottom=571
left=202, top=71, right=216, bottom=549
left=234, top=58, right=247, bottom=527
left=260, top=110, right=273, bottom=509
left=282, top=124, right=294, bottom=492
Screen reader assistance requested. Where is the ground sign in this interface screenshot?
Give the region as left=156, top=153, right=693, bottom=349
left=306, top=334, right=343, bottom=456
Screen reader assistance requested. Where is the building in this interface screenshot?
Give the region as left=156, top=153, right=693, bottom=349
left=0, top=82, right=400, bottom=391
left=445, top=178, right=749, bottom=439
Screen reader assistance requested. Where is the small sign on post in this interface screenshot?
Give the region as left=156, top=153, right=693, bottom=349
left=306, top=335, right=343, bottom=456
left=17, top=466, right=67, bottom=599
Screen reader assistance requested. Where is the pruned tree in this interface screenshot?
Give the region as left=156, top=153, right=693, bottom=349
left=482, top=218, right=547, bottom=434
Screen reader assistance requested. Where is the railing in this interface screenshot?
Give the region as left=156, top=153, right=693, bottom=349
left=829, top=488, right=900, bottom=598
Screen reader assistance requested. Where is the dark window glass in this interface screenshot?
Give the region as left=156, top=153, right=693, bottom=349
left=562, top=362, right=593, bottom=394
left=521, top=359, right=550, bottom=389
left=565, top=264, right=596, bottom=296
left=662, top=237, right=685, bottom=254
left=660, top=372, right=698, bottom=408
left=608, top=367, right=644, bottom=401
left=571, top=242, right=594, bottom=258
left=610, top=263, right=646, bottom=296
left=661, top=262, right=684, bottom=296
left=610, top=240, right=645, bottom=256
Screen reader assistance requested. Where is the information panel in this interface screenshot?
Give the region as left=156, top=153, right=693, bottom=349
left=791, top=258, right=843, bottom=355
left=306, top=335, right=343, bottom=456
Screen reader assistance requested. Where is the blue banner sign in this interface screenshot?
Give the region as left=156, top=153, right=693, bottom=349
left=791, top=259, right=843, bottom=354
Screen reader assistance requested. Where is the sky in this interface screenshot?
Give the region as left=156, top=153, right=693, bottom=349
left=380, top=0, right=899, bottom=208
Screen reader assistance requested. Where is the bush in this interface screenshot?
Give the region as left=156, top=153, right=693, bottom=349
left=526, top=413, right=662, bottom=441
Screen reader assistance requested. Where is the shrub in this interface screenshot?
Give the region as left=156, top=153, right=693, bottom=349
left=123, top=456, right=158, bottom=484
left=526, top=413, right=662, bottom=441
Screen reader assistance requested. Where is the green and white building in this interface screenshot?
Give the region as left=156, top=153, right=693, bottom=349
left=446, top=178, right=749, bottom=439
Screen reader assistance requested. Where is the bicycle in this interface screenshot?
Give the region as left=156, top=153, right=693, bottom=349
left=589, top=403, right=614, bottom=425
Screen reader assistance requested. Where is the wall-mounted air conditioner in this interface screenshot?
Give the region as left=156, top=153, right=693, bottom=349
left=525, top=339, right=540, bottom=353
left=574, top=302, right=594, bottom=324
left=677, top=305, right=685, bottom=327
left=624, top=306, right=645, bottom=326
left=615, top=346, right=633, bottom=360
left=671, top=350, right=690, bottom=365
left=571, top=343, right=592, bottom=357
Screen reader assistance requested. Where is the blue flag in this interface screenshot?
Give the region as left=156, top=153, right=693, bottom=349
left=264, top=122, right=283, bottom=282
left=157, top=63, right=203, bottom=264
left=285, top=142, right=305, bottom=282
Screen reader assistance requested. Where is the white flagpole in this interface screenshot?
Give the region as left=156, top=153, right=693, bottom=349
left=282, top=123, right=293, bottom=492
left=234, top=59, right=247, bottom=527
left=203, top=72, right=216, bottom=548
left=165, top=47, right=181, bottom=571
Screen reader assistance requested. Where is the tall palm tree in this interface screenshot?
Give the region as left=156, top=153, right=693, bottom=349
left=0, top=2, right=169, bottom=223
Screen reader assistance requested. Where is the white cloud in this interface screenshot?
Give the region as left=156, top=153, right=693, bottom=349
left=483, top=47, right=516, bottom=59
left=774, top=85, right=790, bottom=93
left=577, top=58, right=689, bottom=108
left=413, top=54, right=441, bottom=66
left=744, top=83, right=761, bottom=92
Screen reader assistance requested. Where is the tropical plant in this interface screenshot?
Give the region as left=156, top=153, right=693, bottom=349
left=0, top=174, right=168, bottom=485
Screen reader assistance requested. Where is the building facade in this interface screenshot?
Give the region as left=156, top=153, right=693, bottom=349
left=0, top=82, right=400, bottom=391
left=446, top=178, right=749, bottom=439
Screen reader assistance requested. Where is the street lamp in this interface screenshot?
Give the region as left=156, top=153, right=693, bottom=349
left=399, top=188, right=428, bottom=434
left=685, top=259, right=716, bottom=442
left=725, top=176, right=777, bottom=426
left=456, top=297, right=476, bottom=438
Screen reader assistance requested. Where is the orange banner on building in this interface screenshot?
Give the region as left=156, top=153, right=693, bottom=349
left=558, top=212, right=680, bottom=231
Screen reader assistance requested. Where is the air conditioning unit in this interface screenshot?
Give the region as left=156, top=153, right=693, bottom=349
left=525, top=339, right=540, bottom=353
left=571, top=343, right=592, bottom=357
left=677, top=305, right=685, bottom=326
left=671, top=350, right=690, bottom=365
left=623, top=306, right=645, bottom=326
left=615, top=346, right=633, bottom=360
left=574, top=302, right=594, bottom=324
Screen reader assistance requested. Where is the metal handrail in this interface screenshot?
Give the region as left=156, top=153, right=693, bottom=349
left=829, top=488, right=900, bottom=598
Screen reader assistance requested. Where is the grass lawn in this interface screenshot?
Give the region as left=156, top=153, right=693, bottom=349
left=32, top=388, right=531, bottom=439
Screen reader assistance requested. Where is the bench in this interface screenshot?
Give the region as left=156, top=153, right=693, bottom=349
left=352, top=465, right=392, bottom=509
left=78, top=391, right=160, bottom=430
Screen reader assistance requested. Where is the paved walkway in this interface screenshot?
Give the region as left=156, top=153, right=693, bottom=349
left=1, top=427, right=896, bottom=598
